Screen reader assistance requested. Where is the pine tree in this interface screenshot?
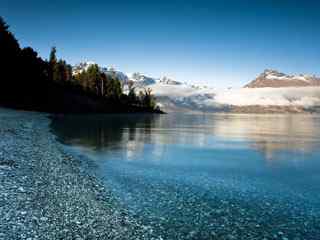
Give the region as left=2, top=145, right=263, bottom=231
left=49, top=47, right=60, bottom=82
left=0, top=17, right=20, bottom=54
left=66, top=64, right=72, bottom=82
left=128, top=87, right=137, bottom=104
left=0, top=17, right=8, bottom=30
left=0, top=17, right=21, bottom=101
left=49, top=47, right=57, bottom=65
left=0, top=16, right=159, bottom=113
left=139, top=88, right=156, bottom=109
left=86, top=64, right=101, bottom=94
left=103, top=74, right=122, bottom=100
left=0, top=16, right=49, bottom=105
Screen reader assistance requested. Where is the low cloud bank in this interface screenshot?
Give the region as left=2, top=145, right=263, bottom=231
left=215, top=87, right=320, bottom=107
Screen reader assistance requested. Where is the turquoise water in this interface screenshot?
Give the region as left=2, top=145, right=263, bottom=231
left=52, top=114, right=320, bottom=239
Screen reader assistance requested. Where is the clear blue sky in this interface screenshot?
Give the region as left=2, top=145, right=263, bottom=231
left=2, top=0, right=320, bottom=87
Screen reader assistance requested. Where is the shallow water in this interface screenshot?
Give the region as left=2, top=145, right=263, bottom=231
left=52, top=114, right=320, bottom=239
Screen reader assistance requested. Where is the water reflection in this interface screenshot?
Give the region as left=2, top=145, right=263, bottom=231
left=51, top=113, right=320, bottom=239
left=52, top=114, right=158, bottom=149
left=211, top=114, right=320, bottom=164
left=52, top=113, right=320, bottom=164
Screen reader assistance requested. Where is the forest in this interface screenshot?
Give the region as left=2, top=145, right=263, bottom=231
left=0, top=17, right=161, bottom=114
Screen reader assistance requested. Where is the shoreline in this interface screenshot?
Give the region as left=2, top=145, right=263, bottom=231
left=0, top=108, right=155, bottom=239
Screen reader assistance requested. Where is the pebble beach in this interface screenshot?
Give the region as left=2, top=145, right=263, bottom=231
left=0, top=108, right=155, bottom=240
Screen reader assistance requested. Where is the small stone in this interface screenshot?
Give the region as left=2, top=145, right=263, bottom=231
left=210, top=231, right=217, bottom=236
left=188, top=231, right=197, bottom=237
left=227, top=234, right=236, bottom=239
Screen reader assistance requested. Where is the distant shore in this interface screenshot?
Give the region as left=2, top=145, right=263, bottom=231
left=0, top=108, right=156, bottom=239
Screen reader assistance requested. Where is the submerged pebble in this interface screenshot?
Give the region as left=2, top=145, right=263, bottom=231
left=0, top=109, right=155, bottom=240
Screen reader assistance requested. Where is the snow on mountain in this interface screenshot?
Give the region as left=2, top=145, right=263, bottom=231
left=72, top=63, right=320, bottom=112
left=245, top=69, right=320, bottom=88
left=105, top=70, right=129, bottom=83
left=72, top=61, right=98, bottom=75
left=134, top=81, right=222, bottom=112
left=140, top=70, right=320, bottom=112
left=159, top=76, right=182, bottom=85
left=72, top=62, right=129, bottom=83
left=129, top=72, right=157, bottom=86
left=72, top=61, right=108, bottom=75
left=216, top=70, right=320, bottom=111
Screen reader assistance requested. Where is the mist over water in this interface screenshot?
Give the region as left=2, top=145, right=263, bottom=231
left=52, top=114, right=320, bottom=239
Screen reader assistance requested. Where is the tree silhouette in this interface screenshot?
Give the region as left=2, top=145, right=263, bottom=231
left=0, top=16, right=161, bottom=113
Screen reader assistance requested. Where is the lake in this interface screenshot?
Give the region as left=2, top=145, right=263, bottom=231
left=51, top=113, right=320, bottom=239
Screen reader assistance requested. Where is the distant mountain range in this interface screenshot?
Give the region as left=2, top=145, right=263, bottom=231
left=73, top=62, right=320, bottom=113
left=245, top=69, right=320, bottom=88
left=73, top=62, right=130, bottom=83
left=72, top=61, right=191, bottom=88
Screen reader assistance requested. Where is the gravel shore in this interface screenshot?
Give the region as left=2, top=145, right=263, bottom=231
left=0, top=108, right=155, bottom=240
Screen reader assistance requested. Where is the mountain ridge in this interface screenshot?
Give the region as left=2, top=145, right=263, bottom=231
left=72, top=62, right=320, bottom=113
left=245, top=69, right=320, bottom=88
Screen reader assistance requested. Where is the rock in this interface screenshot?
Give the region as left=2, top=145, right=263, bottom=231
left=40, top=217, right=48, bottom=222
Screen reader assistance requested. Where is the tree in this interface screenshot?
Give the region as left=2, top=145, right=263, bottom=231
left=0, top=17, right=22, bottom=102
left=49, top=47, right=60, bottom=82
left=49, top=47, right=57, bottom=65
left=48, top=47, right=72, bottom=84
left=21, top=47, right=48, bottom=83
left=57, top=60, right=72, bottom=83
left=128, top=81, right=137, bottom=104
left=0, top=17, right=49, bottom=105
left=104, top=73, right=122, bottom=100
left=0, top=16, right=159, bottom=113
left=139, top=88, right=156, bottom=109
left=86, top=64, right=101, bottom=94
left=0, top=17, right=8, bottom=31
left=99, top=73, right=107, bottom=97
left=0, top=17, right=20, bottom=56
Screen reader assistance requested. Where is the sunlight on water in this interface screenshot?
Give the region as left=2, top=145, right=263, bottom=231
left=52, top=114, right=320, bottom=239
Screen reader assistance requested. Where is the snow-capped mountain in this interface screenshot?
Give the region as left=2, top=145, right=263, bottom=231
left=72, top=62, right=129, bottom=83
left=131, top=79, right=220, bottom=112
left=72, top=62, right=187, bottom=88
left=159, top=76, right=182, bottom=85
left=72, top=61, right=108, bottom=75
left=245, top=69, right=320, bottom=88
left=72, top=62, right=320, bottom=113
left=105, top=70, right=129, bottom=83
left=129, top=72, right=157, bottom=86
left=138, top=70, right=320, bottom=113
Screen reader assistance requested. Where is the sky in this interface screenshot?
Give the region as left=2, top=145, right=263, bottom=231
left=2, top=0, right=320, bottom=88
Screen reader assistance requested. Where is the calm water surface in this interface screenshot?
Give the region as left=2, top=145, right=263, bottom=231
left=52, top=114, right=320, bottom=239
